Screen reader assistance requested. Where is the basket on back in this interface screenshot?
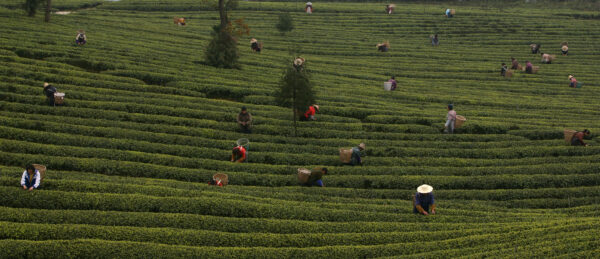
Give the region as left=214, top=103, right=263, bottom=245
left=339, top=148, right=353, bottom=163
left=32, top=164, right=46, bottom=181
left=564, top=129, right=576, bottom=145
left=213, top=173, right=228, bottom=186
left=297, top=168, right=311, bottom=183
left=455, top=115, right=466, bottom=129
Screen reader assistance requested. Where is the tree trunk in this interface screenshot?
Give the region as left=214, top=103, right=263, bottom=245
left=218, top=0, right=227, bottom=30
left=44, top=0, right=51, bottom=22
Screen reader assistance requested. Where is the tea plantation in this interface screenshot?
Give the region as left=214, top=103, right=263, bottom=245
left=1, top=0, right=600, bottom=257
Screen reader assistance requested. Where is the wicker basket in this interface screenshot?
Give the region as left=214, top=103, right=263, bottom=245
left=213, top=173, right=228, bottom=186
left=32, top=164, right=46, bottom=181
left=564, top=129, right=576, bottom=145
left=339, top=148, right=353, bottom=163
left=455, top=115, right=466, bottom=129
left=297, top=168, right=311, bottom=183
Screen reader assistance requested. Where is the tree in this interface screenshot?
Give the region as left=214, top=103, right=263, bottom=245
left=23, top=0, right=41, bottom=17
left=275, top=57, right=316, bottom=136
left=205, top=0, right=248, bottom=69
left=45, top=0, right=52, bottom=22
left=276, top=13, right=294, bottom=34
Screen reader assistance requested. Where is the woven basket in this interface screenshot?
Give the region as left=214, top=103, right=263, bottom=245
left=564, top=129, right=576, bottom=145
left=213, top=173, right=228, bottom=186
left=339, top=148, right=352, bottom=163
left=297, top=168, right=311, bottom=183
left=32, top=164, right=46, bottom=181
left=455, top=115, right=466, bottom=129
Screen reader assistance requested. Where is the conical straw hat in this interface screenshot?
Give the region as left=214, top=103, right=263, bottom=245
left=417, top=184, right=433, bottom=194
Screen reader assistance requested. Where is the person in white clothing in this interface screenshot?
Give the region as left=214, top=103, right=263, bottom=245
left=20, top=164, right=41, bottom=191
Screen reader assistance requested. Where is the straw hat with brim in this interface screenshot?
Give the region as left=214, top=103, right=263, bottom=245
left=417, top=184, right=433, bottom=194
left=359, top=143, right=366, bottom=150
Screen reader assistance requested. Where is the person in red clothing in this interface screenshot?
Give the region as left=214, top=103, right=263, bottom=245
left=301, top=104, right=319, bottom=121
left=231, top=145, right=247, bottom=163
left=571, top=129, right=590, bottom=146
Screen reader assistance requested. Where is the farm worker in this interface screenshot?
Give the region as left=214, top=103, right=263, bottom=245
left=530, top=43, right=540, bottom=54
left=413, top=184, right=436, bottom=216
left=304, top=168, right=328, bottom=187
left=511, top=57, right=519, bottom=70
left=250, top=38, right=261, bottom=53
left=525, top=61, right=533, bottom=74
left=385, top=4, right=395, bottom=14
left=237, top=106, right=252, bottom=133
left=75, top=30, right=87, bottom=46
left=21, top=164, right=41, bottom=191
left=377, top=41, right=390, bottom=52
left=500, top=63, right=508, bottom=77
left=305, top=2, right=313, bottom=13
left=445, top=9, right=454, bottom=18
left=571, top=129, right=590, bottom=146
left=569, top=75, right=577, bottom=88
left=444, top=104, right=456, bottom=134
left=561, top=42, right=569, bottom=55
left=388, top=76, right=397, bottom=90
left=350, top=143, right=366, bottom=166
left=43, top=82, right=57, bottom=106
left=430, top=34, right=439, bottom=46
left=540, top=53, right=552, bottom=64
left=231, top=145, right=247, bottom=163
left=301, top=104, right=319, bottom=121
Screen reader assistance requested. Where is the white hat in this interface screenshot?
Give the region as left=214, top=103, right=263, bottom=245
left=417, top=184, right=433, bottom=194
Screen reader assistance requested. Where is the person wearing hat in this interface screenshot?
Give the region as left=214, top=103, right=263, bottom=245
left=250, top=38, right=261, bottom=53
left=304, top=167, right=328, bottom=187
left=530, top=43, right=540, bottom=54
left=43, top=82, right=57, bottom=106
left=413, top=184, right=436, bottom=215
left=444, top=104, right=456, bottom=134
left=571, top=129, right=590, bottom=146
left=237, top=106, right=253, bottom=134
left=569, top=75, right=577, bottom=88
left=301, top=104, right=319, bottom=121
left=21, top=164, right=41, bottom=191
left=75, top=30, right=87, bottom=46
left=305, top=2, right=313, bottom=14
left=350, top=143, right=365, bottom=166
left=540, top=52, right=552, bottom=64
left=231, top=145, right=247, bottom=163
left=385, top=4, right=395, bottom=14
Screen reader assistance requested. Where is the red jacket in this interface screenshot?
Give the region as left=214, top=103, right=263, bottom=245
left=304, top=106, right=316, bottom=118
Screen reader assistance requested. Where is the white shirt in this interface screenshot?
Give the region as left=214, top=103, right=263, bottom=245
left=20, top=170, right=41, bottom=189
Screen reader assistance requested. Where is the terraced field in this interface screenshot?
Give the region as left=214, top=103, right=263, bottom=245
left=1, top=0, right=600, bottom=257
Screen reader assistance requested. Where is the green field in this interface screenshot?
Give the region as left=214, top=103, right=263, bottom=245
left=1, top=0, right=600, bottom=257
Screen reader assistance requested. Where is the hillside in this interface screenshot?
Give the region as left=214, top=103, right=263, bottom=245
left=1, top=0, right=600, bottom=257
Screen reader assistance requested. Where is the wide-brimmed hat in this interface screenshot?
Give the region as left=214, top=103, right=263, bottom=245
left=358, top=143, right=366, bottom=150
left=417, top=184, right=433, bottom=194
left=569, top=75, right=573, bottom=79
left=250, top=38, right=257, bottom=43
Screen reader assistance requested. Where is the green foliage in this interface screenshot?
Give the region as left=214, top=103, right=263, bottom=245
left=276, top=12, right=294, bottom=33
left=22, top=0, right=41, bottom=17
left=205, top=25, right=241, bottom=69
